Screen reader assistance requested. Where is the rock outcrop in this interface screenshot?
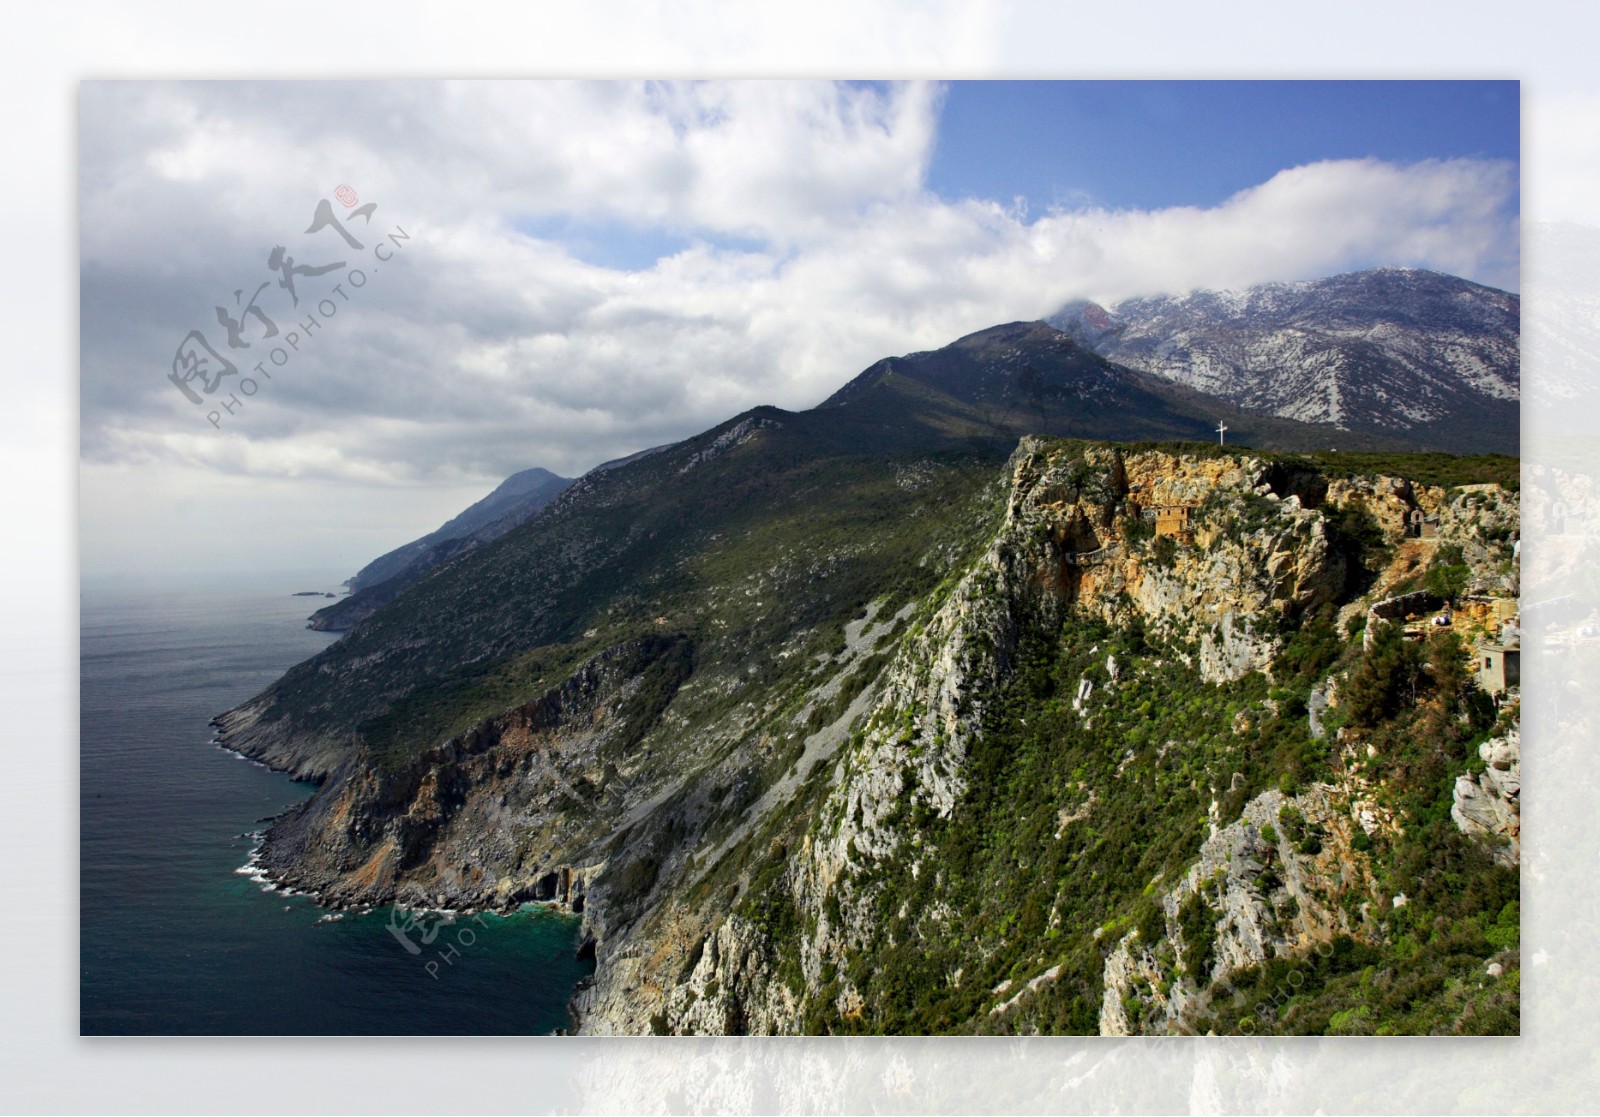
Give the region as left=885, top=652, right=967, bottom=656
left=1452, top=728, right=1521, bottom=866
left=999, top=442, right=1349, bottom=683
left=251, top=636, right=691, bottom=912
left=1099, top=784, right=1379, bottom=1035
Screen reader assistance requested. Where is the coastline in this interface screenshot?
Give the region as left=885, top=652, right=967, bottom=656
left=213, top=728, right=601, bottom=1033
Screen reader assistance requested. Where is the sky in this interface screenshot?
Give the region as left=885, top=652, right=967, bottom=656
left=79, top=79, right=1521, bottom=579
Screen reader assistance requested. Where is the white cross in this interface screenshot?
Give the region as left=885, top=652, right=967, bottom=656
left=1216, top=420, right=1228, bottom=446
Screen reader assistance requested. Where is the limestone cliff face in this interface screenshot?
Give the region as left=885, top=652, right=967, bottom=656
left=585, top=441, right=1521, bottom=1036
left=986, top=443, right=1352, bottom=684
left=656, top=915, right=802, bottom=1036
left=597, top=440, right=1367, bottom=1035
left=1326, top=474, right=1520, bottom=619
left=1046, top=446, right=1350, bottom=682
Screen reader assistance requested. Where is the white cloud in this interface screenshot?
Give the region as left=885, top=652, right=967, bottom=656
left=79, top=80, right=1520, bottom=575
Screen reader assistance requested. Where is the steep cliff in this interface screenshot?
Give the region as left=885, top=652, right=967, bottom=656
left=572, top=440, right=1519, bottom=1036
left=230, top=434, right=1516, bottom=1036
left=251, top=636, right=692, bottom=914
left=1451, top=728, right=1520, bottom=867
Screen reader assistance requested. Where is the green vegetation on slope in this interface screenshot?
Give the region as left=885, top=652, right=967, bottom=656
left=246, top=393, right=1010, bottom=774
left=785, top=606, right=1513, bottom=1035
left=716, top=442, right=1519, bottom=1036
left=1302, top=451, right=1520, bottom=493
left=1188, top=653, right=1518, bottom=1036
left=799, top=614, right=1284, bottom=1034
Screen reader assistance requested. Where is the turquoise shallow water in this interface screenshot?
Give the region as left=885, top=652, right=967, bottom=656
left=80, top=575, right=593, bottom=1035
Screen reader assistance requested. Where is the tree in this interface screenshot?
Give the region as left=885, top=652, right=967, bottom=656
left=1343, top=621, right=1426, bottom=727
left=1425, top=629, right=1468, bottom=697
left=1424, top=543, right=1470, bottom=603
left=1153, top=535, right=1178, bottom=568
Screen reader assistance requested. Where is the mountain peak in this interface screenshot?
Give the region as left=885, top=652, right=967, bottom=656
left=948, top=319, right=1067, bottom=347
left=494, top=466, right=564, bottom=495
left=816, top=312, right=1420, bottom=456
left=1046, top=268, right=1518, bottom=454
left=1047, top=299, right=1127, bottom=349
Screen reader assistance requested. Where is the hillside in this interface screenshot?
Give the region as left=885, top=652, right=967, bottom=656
left=214, top=321, right=1521, bottom=1036
left=557, top=439, right=1519, bottom=1035
left=346, top=467, right=574, bottom=594
left=309, top=467, right=573, bottom=632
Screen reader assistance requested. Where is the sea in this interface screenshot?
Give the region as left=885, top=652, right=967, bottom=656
left=79, top=573, right=593, bottom=1035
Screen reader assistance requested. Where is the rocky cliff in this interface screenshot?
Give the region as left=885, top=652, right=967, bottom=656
left=569, top=440, right=1520, bottom=1035
left=1451, top=728, right=1520, bottom=867
left=250, top=636, right=691, bottom=915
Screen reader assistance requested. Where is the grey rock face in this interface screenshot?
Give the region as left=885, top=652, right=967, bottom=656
left=1100, top=784, right=1379, bottom=1035
left=1452, top=729, right=1521, bottom=866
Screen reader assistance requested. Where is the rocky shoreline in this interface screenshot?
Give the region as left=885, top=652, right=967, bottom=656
left=211, top=693, right=614, bottom=998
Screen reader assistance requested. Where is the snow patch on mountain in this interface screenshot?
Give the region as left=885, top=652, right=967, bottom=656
left=1048, top=268, right=1518, bottom=453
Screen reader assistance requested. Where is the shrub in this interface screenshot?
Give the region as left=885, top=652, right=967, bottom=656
left=1136, top=899, right=1166, bottom=946
left=1178, top=892, right=1217, bottom=978
left=1424, top=544, right=1471, bottom=603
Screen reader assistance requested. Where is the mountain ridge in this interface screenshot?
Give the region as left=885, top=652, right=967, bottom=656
left=309, top=466, right=574, bottom=632
left=347, top=466, right=572, bottom=593
left=1046, top=267, right=1519, bottom=454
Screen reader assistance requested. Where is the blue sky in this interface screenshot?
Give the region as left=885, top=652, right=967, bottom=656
left=523, top=81, right=1520, bottom=274
left=927, top=80, right=1520, bottom=212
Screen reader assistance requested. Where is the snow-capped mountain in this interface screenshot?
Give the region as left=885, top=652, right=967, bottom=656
left=1048, top=268, right=1519, bottom=454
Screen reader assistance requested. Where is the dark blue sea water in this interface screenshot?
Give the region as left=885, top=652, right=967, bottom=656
left=80, top=575, right=593, bottom=1035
